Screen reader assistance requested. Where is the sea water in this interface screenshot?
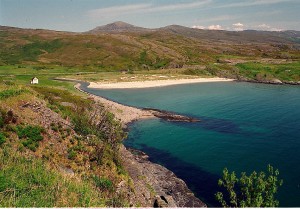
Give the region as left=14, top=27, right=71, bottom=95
left=82, top=82, right=300, bottom=207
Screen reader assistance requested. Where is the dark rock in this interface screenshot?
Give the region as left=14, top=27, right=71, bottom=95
left=154, top=196, right=169, bottom=208
left=143, top=108, right=200, bottom=122
left=119, top=145, right=206, bottom=207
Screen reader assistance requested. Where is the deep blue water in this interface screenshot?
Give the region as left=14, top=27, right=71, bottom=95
left=82, top=82, right=300, bottom=207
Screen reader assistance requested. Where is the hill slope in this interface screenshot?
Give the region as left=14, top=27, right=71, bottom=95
left=0, top=23, right=299, bottom=83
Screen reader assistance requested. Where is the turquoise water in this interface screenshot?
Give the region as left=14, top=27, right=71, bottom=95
left=82, top=82, right=300, bottom=207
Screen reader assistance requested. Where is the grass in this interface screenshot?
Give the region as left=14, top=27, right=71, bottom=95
left=0, top=65, right=93, bottom=94
left=0, top=147, right=105, bottom=207
left=0, top=88, right=28, bottom=100
left=236, top=61, right=300, bottom=81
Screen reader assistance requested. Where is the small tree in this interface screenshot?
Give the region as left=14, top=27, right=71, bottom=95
left=215, top=165, right=283, bottom=207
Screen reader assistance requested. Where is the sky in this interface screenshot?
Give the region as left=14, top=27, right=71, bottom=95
left=0, top=0, right=299, bottom=32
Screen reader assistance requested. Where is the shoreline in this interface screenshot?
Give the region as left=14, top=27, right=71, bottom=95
left=88, top=77, right=235, bottom=89
left=74, top=82, right=207, bottom=207
left=74, top=83, right=155, bottom=125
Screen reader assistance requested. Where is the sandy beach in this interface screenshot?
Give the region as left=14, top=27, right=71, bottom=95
left=74, top=83, right=155, bottom=125
left=88, top=77, right=234, bottom=89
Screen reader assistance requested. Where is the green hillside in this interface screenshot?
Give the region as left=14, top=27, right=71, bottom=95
left=0, top=24, right=299, bottom=83
left=0, top=83, right=129, bottom=207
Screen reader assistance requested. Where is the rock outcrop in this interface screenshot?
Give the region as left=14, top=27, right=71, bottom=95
left=119, top=146, right=207, bottom=207
left=143, top=108, right=200, bottom=122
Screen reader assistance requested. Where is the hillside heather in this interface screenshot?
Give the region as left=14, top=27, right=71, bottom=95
left=0, top=23, right=299, bottom=84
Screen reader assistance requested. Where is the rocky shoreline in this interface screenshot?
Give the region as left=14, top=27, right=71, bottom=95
left=119, top=145, right=206, bottom=207
left=74, top=82, right=207, bottom=207
left=143, top=108, right=200, bottom=122
left=236, top=77, right=300, bottom=85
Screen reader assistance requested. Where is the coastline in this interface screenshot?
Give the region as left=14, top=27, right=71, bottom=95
left=88, top=77, right=235, bottom=89
left=74, top=82, right=207, bottom=207
left=74, top=83, right=155, bottom=125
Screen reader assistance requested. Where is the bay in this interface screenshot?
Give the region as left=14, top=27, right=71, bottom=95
left=83, top=82, right=300, bottom=207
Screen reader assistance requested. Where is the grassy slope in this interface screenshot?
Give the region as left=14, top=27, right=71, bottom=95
left=0, top=27, right=299, bottom=83
left=0, top=83, right=130, bottom=207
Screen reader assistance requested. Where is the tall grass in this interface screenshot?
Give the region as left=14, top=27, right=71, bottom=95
left=0, top=89, right=28, bottom=100
left=0, top=147, right=105, bottom=207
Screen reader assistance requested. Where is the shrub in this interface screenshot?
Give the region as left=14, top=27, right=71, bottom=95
left=67, top=149, right=77, bottom=160
left=215, top=165, right=283, bottom=207
left=72, top=114, right=92, bottom=136
left=0, top=133, right=6, bottom=146
left=16, top=125, right=44, bottom=151
left=93, top=176, right=113, bottom=191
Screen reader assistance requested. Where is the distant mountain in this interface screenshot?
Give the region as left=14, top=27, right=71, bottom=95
left=87, top=21, right=151, bottom=33
left=158, top=25, right=300, bottom=45
left=87, top=22, right=300, bottom=45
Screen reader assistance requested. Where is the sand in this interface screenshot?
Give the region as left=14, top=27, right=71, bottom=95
left=88, top=77, right=235, bottom=89
left=74, top=83, right=155, bottom=125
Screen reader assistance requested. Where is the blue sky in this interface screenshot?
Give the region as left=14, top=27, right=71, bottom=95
left=0, top=0, right=299, bottom=32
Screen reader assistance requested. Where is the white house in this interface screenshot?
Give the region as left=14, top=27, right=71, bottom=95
left=30, top=77, right=38, bottom=84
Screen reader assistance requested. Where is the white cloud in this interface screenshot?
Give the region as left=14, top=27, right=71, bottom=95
left=219, top=0, right=297, bottom=8
left=258, top=23, right=271, bottom=29
left=233, top=23, right=244, bottom=27
left=208, top=25, right=222, bottom=30
left=256, top=23, right=282, bottom=31
left=232, top=22, right=244, bottom=31
left=192, top=25, right=205, bottom=29
left=87, top=1, right=212, bottom=18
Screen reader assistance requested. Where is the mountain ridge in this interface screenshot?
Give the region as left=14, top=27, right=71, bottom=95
left=87, top=21, right=152, bottom=33
left=86, top=21, right=300, bottom=45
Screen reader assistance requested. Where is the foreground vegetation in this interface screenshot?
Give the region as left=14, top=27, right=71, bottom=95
left=216, top=165, right=283, bottom=207
left=0, top=82, right=130, bottom=207
left=0, top=147, right=105, bottom=207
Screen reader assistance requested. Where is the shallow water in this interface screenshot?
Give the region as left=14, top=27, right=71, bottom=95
left=83, top=82, right=300, bottom=207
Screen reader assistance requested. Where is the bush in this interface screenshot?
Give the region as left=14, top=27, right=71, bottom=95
left=0, top=133, right=6, bottom=146
left=215, top=165, right=283, bottom=207
left=72, top=114, right=92, bottom=136
left=67, top=149, right=77, bottom=160
left=17, top=125, right=44, bottom=151
left=93, top=176, right=113, bottom=191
